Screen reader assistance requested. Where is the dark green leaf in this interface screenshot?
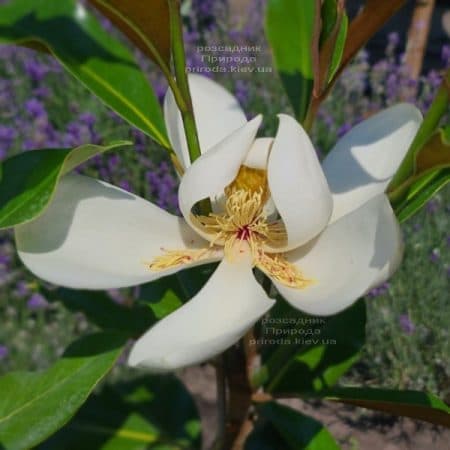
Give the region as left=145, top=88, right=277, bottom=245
left=253, top=298, right=365, bottom=394
left=53, top=288, right=156, bottom=337
left=245, top=421, right=291, bottom=450
left=266, top=0, right=317, bottom=122
left=0, top=141, right=130, bottom=229
left=88, top=0, right=171, bottom=69
left=40, top=376, right=202, bottom=450
left=0, top=333, right=127, bottom=450
left=256, top=402, right=340, bottom=450
left=322, top=387, right=450, bottom=427
left=0, top=0, right=169, bottom=146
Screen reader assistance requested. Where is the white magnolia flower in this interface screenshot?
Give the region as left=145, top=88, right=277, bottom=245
left=15, top=75, right=422, bottom=372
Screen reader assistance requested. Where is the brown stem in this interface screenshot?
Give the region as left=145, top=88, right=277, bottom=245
left=404, top=0, right=436, bottom=80
left=224, top=343, right=253, bottom=449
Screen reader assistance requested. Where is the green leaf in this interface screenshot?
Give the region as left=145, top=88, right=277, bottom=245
left=395, top=168, right=450, bottom=222
left=415, top=126, right=450, bottom=173
left=0, top=0, right=169, bottom=146
left=245, top=421, right=287, bottom=450
left=266, top=0, right=317, bottom=122
left=0, top=332, right=127, bottom=450
left=254, top=298, right=366, bottom=394
left=390, top=125, right=450, bottom=221
left=137, top=263, right=217, bottom=320
left=40, top=376, right=202, bottom=450
left=255, top=402, right=340, bottom=450
left=0, top=141, right=129, bottom=229
left=322, top=387, right=450, bottom=427
left=52, top=288, right=156, bottom=337
left=389, top=69, right=449, bottom=190
left=318, top=0, right=348, bottom=86
left=327, top=12, right=347, bottom=82
left=88, top=0, right=171, bottom=69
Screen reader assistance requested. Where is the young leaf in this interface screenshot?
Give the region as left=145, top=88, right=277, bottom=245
left=317, top=0, right=348, bottom=93
left=0, top=333, right=127, bottom=450
left=415, top=126, right=450, bottom=173
left=336, top=0, right=407, bottom=82
left=39, top=376, right=202, bottom=450
left=256, top=402, right=341, bottom=450
left=0, top=141, right=131, bottom=229
left=266, top=0, right=318, bottom=122
left=0, top=0, right=169, bottom=147
left=322, top=387, right=450, bottom=427
left=253, top=298, right=365, bottom=394
left=87, top=0, right=171, bottom=70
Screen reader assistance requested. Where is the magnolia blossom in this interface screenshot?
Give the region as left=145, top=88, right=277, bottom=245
left=14, top=75, right=422, bottom=371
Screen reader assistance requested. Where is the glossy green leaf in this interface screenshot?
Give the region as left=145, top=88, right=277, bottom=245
left=322, top=387, right=450, bottom=427
left=40, top=376, right=202, bottom=450
left=0, top=0, right=169, bottom=146
left=253, top=298, right=365, bottom=394
left=266, top=0, right=317, bottom=122
left=256, top=402, right=340, bottom=450
left=88, top=0, right=171, bottom=69
left=0, top=141, right=130, bottom=229
left=395, top=168, right=450, bottom=222
left=52, top=288, right=156, bottom=337
left=0, top=333, right=127, bottom=450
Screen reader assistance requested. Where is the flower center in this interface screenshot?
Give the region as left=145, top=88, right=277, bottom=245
left=237, top=225, right=251, bottom=241
left=146, top=167, right=311, bottom=289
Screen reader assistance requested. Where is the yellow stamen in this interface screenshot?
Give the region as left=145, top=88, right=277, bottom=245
left=255, top=251, right=313, bottom=288
left=146, top=248, right=211, bottom=271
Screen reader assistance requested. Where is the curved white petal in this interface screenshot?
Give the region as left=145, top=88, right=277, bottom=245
left=15, top=174, right=219, bottom=290
left=244, top=137, right=273, bottom=169
left=178, top=115, right=262, bottom=239
left=267, top=114, right=332, bottom=251
left=128, top=251, right=274, bottom=372
left=273, top=194, right=402, bottom=316
left=164, top=74, right=247, bottom=168
left=323, top=103, right=422, bottom=223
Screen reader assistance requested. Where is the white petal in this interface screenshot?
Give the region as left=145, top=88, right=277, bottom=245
left=273, top=194, right=402, bottom=316
left=323, top=103, right=422, bottom=223
left=164, top=74, right=247, bottom=168
left=267, top=114, right=332, bottom=251
left=15, top=174, right=218, bottom=290
left=128, top=251, right=274, bottom=372
left=244, top=137, right=273, bottom=169
left=178, top=115, right=262, bottom=239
